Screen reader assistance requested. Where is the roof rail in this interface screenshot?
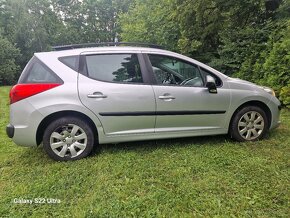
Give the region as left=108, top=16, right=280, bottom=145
left=52, top=42, right=163, bottom=51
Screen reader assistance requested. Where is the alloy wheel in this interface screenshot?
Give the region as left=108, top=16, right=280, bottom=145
left=238, top=111, right=265, bottom=140
left=50, top=124, right=88, bottom=158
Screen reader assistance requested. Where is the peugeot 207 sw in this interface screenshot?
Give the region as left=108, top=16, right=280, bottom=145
left=6, top=43, right=281, bottom=161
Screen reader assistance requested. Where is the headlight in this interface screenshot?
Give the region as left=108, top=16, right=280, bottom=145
left=260, top=86, right=276, bottom=96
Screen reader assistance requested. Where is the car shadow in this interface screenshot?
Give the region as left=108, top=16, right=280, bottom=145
left=10, top=125, right=284, bottom=166
left=16, top=125, right=284, bottom=164
left=12, top=134, right=228, bottom=166
left=91, top=134, right=230, bottom=156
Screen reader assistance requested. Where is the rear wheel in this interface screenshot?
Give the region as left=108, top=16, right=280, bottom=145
left=43, top=117, right=94, bottom=161
left=230, top=106, right=269, bottom=142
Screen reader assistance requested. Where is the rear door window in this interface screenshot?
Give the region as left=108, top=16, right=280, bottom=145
left=85, top=54, right=143, bottom=83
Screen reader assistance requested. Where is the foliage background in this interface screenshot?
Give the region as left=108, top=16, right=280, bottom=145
left=0, top=0, right=289, bottom=106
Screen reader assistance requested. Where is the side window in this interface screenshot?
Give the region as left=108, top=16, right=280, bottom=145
left=200, top=67, right=222, bottom=87
left=59, top=56, right=79, bottom=71
left=148, top=54, right=204, bottom=87
left=19, top=57, right=61, bottom=84
left=85, top=54, right=143, bottom=83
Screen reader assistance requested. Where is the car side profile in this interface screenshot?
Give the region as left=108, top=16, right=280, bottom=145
left=6, top=43, right=281, bottom=161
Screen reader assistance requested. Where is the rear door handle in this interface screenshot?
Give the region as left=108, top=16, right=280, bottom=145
left=87, top=92, right=108, bottom=99
left=158, top=94, right=175, bottom=100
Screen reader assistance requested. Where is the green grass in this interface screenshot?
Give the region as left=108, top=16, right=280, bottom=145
left=0, top=86, right=289, bottom=217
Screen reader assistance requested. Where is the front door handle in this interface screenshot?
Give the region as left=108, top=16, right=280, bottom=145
left=87, top=92, right=108, bottom=99
left=158, top=94, right=175, bottom=100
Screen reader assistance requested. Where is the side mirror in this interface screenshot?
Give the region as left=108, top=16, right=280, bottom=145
left=206, top=75, right=217, bottom=94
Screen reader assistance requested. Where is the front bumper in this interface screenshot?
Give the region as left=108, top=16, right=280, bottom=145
left=6, top=124, right=15, bottom=138
left=274, top=105, right=282, bottom=129
left=271, top=107, right=281, bottom=129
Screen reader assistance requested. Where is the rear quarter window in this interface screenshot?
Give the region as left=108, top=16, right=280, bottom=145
left=18, top=57, right=62, bottom=84
left=58, top=56, right=79, bottom=71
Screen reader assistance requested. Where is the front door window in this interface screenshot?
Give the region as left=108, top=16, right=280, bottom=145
left=148, top=54, right=204, bottom=87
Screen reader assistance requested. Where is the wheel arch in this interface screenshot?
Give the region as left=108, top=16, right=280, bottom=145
left=228, top=100, right=272, bottom=133
left=36, top=110, right=99, bottom=145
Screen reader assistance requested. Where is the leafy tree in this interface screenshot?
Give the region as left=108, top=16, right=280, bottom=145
left=231, top=2, right=290, bottom=106
left=219, top=23, right=274, bottom=77
left=120, top=0, right=180, bottom=51
left=261, top=21, right=290, bottom=107
left=120, top=0, right=289, bottom=105
left=0, top=0, right=65, bottom=68
left=0, top=0, right=133, bottom=85
left=0, top=36, right=20, bottom=85
left=52, top=0, right=133, bottom=43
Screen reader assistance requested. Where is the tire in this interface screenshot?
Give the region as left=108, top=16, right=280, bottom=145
left=43, top=117, right=94, bottom=161
left=230, top=106, right=269, bottom=142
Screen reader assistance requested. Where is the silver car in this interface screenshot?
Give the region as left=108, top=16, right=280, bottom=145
left=6, top=43, right=281, bottom=161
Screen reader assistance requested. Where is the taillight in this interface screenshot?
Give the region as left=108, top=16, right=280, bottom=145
left=9, top=83, right=62, bottom=104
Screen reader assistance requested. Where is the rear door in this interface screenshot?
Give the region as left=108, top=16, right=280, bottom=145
left=77, top=51, right=156, bottom=136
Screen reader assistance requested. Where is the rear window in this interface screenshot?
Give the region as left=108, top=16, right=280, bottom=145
left=59, top=56, right=79, bottom=71
left=85, top=54, right=143, bottom=83
left=18, top=57, right=62, bottom=84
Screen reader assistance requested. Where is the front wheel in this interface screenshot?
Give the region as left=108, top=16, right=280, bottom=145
left=230, top=106, right=269, bottom=142
left=43, top=117, right=94, bottom=161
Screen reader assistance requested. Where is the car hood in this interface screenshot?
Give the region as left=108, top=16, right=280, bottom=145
left=225, top=77, right=268, bottom=93
left=227, top=77, right=262, bottom=88
left=227, top=77, right=257, bottom=86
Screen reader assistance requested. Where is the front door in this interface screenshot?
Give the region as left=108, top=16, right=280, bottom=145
left=78, top=52, right=155, bottom=135
left=146, top=53, right=231, bottom=133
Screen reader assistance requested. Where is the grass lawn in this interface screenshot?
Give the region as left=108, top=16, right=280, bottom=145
left=0, top=86, right=289, bottom=217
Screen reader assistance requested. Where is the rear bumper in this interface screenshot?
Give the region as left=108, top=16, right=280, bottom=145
left=9, top=99, right=43, bottom=147
left=6, top=124, right=15, bottom=138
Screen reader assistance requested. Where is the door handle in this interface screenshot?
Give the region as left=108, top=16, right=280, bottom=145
left=87, top=92, right=108, bottom=99
left=158, top=95, right=175, bottom=100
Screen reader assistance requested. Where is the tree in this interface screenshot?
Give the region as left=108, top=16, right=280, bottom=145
left=119, top=0, right=180, bottom=51
left=51, top=0, right=133, bottom=43
left=0, top=0, right=133, bottom=85
left=0, top=0, right=65, bottom=68
left=0, top=36, right=20, bottom=85
left=120, top=0, right=289, bottom=105
left=261, top=20, right=290, bottom=107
